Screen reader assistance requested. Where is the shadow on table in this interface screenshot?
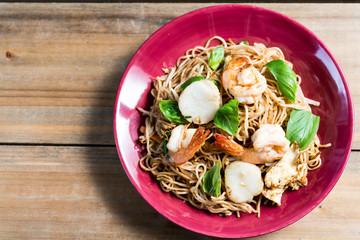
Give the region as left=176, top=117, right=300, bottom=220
left=84, top=56, right=209, bottom=240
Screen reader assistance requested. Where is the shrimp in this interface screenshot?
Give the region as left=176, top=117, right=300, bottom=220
left=251, top=124, right=290, bottom=154
left=214, top=124, right=290, bottom=164
left=222, top=56, right=267, bottom=104
left=163, top=128, right=210, bottom=166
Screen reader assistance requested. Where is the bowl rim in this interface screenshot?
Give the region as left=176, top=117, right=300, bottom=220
left=113, top=4, right=354, bottom=238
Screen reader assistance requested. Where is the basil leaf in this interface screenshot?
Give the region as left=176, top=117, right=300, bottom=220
left=180, top=76, right=206, bottom=91
left=202, top=161, right=222, bottom=197
left=286, top=109, right=320, bottom=150
left=159, top=100, right=188, bottom=124
left=211, top=79, right=221, bottom=90
left=238, top=40, right=249, bottom=45
left=214, top=99, right=240, bottom=136
left=163, top=132, right=171, bottom=154
left=208, top=46, right=224, bottom=71
left=266, top=59, right=297, bottom=103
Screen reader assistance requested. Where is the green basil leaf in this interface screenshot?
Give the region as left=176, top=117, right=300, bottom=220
left=286, top=109, right=320, bottom=150
left=202, top=161, right=222, bottom=197
left=266, top=59, right=297, bottom=103
left=211, top=79, right=221, bottom=90
left=208, top=46, right=224, bottom=71
left=159, top=100, right=188, bottom=124
left=163, top=132, right=171, bottom=155
left=238, top=40, right=249, bottom=45
left=214, top=99, right=239, bottom=136
left=180, top=76, right=206, bottom=91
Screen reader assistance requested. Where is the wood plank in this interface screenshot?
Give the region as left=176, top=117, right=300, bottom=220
left=0, top=145, right=358, bottom=239
left=0, top=3, right=359, bottom=146
left=0, top=106, right=114, bottom=144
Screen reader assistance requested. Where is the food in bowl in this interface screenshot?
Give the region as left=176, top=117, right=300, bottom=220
left=137, top=36, right=330, bottom=217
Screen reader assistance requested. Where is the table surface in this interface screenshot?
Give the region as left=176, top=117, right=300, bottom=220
left=0, top=3, right=359, bottom=239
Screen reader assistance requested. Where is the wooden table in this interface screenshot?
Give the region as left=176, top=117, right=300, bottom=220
left=1, top=3, right=359, bottom=239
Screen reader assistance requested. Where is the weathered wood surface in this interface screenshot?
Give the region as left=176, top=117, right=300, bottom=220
left=0, top=146, right=359, bottom=239
left=0, top=3, right=359, bottom=239
left=0, top=3, right=359, bottom=147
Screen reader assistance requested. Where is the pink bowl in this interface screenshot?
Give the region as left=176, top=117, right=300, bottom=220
left=114, top=5, right=353, bottom=238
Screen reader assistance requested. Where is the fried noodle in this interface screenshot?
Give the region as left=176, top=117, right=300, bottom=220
left=138, top=36, right=330, bottom=217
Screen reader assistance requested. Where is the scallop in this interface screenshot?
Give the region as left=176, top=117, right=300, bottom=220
left=166, top=125, right=196, bottom=153
left=225, top=161, right=264, bottom=203
left=178, top=80, right=221, bottom=124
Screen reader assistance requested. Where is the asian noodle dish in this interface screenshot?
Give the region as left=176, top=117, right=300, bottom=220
left=138, top=36, right=330, bottom=217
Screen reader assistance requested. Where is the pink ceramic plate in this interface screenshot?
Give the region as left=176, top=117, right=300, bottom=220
left=114, top=5, right=353, bottom=238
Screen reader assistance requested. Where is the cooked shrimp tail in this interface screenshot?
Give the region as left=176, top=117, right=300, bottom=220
left=214, top=133, right=244, bottom=157
left=222, top=57, right=248, bottom=97
left=214, top=125, right=289, bottom=164
left=164, top=128, right=210, bottom=166
left=239, top=148, right=282, bottom=164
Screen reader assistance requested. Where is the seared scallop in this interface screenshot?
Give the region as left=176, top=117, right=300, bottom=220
left=225, top=161, right=264, bottom=203
left=178, top=80, right=221, bottom=124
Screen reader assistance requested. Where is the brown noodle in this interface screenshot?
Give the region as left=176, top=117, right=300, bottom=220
left=138, top=36, right=330, bottom=217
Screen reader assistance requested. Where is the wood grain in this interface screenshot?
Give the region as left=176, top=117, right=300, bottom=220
left=0, top=3, right=359, bottom=147
left=0, top=3, right=359, bottom=239
left=0, top=145, right=358, bottom=239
